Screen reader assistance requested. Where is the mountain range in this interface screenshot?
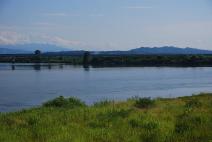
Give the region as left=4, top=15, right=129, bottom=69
left=129, top=46, right=212, bottom=55
left=0, top=44, right=212, bottom=55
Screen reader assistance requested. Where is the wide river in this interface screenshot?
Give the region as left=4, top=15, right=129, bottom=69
left=0, top=63, right=212, bottom=112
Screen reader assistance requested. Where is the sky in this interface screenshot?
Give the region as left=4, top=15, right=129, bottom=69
left=0, top=0, right=212, bottom=51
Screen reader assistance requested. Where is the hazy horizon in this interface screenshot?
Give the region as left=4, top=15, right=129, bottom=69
left=0, top=0, right=212, bottom=50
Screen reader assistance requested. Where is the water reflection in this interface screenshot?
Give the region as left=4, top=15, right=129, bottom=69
left=59, top=64, right=63, bottom=69
left=11, top=64, right=15, bottom=70
left=33, top=63, right=41, bottom=71
left=48, top=64, right=52, bottom=70
left=83, top=65, right=90, bottom=71
left=5, top=63, right=74, bottom=71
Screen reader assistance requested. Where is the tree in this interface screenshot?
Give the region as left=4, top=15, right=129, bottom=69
left=34, top=50, right=41, bottom=63
left=83, top=51, right=90, bottom=65
left=34, top=50, right=41, bottom=55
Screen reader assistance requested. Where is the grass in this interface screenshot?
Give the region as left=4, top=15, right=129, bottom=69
left=134, top=97, right=155, bottom=108
left=0, top=93, right=211, bottom=142
left=43, top=96, right=86, bottom=108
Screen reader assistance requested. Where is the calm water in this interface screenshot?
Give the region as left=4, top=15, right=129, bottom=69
left=0, top=63, right=212, bottom=112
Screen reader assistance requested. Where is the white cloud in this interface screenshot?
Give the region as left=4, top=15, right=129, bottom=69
left=40, top=35, right=82, bottom=47
left=0, top=31, right=82, bottom=48
left=0, top=31, right=30, bottom=45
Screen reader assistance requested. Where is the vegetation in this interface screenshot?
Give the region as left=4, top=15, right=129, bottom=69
left=0, top=93, right=211, bottom=142
left=91, top=54, right=212, bottom=67
left=134, top=97, right=155, bottom=108
left=43, top=96, right=86, bottom=108
left=0, top=55, right=83, bottom=64
left=83, top=51, right=91, bottom=66
left=34, top=50, right=41, bottom=55
left=1, top=54, right=212, bottom=67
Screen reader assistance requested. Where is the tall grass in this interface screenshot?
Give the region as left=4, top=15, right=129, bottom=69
left=0, top=93, right=211, bottom=142
left=134, top=97, right=155, bottom=108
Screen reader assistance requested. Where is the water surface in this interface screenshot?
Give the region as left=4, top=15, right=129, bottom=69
left=0, top=63, right=212, bottom=112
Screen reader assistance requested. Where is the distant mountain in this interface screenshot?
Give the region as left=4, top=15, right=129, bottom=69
left=0, top=43, right=71, bottom=54
left=90, top=46, right=212, bottom=55
left=42, top=46, right=212, bottom=56
left=44, top=50, right=86, bottom=56
left=0, top=48, right=30, bottom=54
left=129, top=46, right=212, bottom=54
left=1, top=44, right=212, bottom=55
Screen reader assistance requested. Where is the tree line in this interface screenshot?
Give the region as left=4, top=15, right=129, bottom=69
left=0, top=50, right=212, bottom=67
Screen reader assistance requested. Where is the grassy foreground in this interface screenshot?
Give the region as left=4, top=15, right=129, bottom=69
left=0, top=94, right=211, bottom=142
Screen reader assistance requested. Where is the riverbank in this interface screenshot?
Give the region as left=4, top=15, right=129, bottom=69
left=0, top=93, right=211, bottom=142
left=1, top=54, right=212, bottom=67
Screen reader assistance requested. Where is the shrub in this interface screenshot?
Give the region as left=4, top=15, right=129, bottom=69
left=139, top=121, right=161, bottom=142
left=128, top=119, right=141, bottom=128
left=96, top=109, right=131, bottom=123
left=135, top=97, right=155, bottom=108
left=93, top=100, right=113, bottom=107
left=175, top=119, right=191, bottom=134
left=143, top=121, right=159, bottom=130
left=175, top=112, right=204, bottom=134
left=185, top=98, right=202, bottom=108
left=43, top=96, right=86, bottom=108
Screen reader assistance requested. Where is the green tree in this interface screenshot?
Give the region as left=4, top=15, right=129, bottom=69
left=34, top=50, right=42, bottom=63
left=83, top=51, right=90, bottom=66
left=34, top=50, right=41, bottom=55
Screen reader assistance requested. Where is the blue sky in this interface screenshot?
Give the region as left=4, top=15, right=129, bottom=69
left=0, top=0, right=212, bottom=50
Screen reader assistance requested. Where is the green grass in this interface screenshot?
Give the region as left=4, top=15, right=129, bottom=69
left=0, top=93, right=211, bottom=142
left=43, top=96, right=86, bottom=108
left=134, top=97, right=155, bottom=108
